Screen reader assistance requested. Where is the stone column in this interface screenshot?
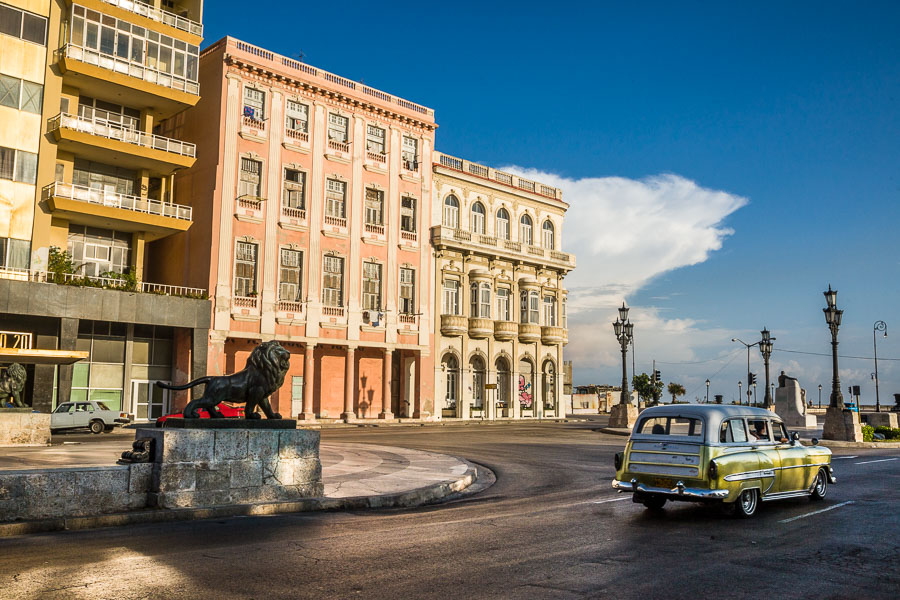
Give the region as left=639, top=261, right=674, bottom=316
left=342, top=346, right=356, bottom=421
left=191, top=328, right=209, bottom=401
left=412, top=351, right=423, bottom=418
left=300, top=344, right=316, bottom=420
left=52, top=317, right=79, bottom=412
left=380, top=347, right=393, bottom=419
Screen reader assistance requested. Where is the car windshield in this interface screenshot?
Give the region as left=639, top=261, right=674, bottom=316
left=637, top=416, right=703, bottom=437
left=95, top=402, right=111, bottom=411
left=54, top=404, right=71, bottom=413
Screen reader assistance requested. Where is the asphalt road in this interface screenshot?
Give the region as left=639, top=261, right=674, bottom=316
left=1, top=420, right=898, bottom=600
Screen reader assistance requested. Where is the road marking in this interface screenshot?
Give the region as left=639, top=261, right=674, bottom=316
left=592, top=497, right=631, bottom=504
left=779, top=501, right=855, bottom=524
left=831, top=456, right=857, bottom=460
left=854, top=457, right=899, bottom=465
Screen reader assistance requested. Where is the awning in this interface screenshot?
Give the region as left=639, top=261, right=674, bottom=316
left=0, top=349, right=89, bottom=365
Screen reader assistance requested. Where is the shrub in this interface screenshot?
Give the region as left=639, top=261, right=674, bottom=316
left=862, top=425, right=874, bottom=442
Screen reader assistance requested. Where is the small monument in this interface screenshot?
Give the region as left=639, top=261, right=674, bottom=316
left=774, top=371, right=817, bottom=428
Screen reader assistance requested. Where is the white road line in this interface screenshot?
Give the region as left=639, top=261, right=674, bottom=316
left=832, top=456, right=858, bottom=460
left=779, top=501, right=855, bottom=524
left=592, top=497, right=631, bottom=504
left=854, top=457, right=899, bottom=465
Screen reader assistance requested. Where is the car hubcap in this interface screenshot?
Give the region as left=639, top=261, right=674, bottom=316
left=816, top=472, right=826, bottom=495
left=741, top=490, right=756, bottom=513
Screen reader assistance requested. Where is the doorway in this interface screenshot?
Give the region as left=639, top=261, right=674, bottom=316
left=131, top=379, right=171, bottom=421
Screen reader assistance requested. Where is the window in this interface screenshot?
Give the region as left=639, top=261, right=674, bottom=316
left=471, top=356, right=485, bottom=410
left=471, top=282, right=490, bottom=318
left=496, top=208, right=510, bottom=240
left=278, top=248, right=302, bottom=302
left=496, top=287, right=510, bottom=321
left=637, top=416, right=704, bottom=437
left=543, top=296, right=556, bottom=326
left=748, top=419, right=771, bottom=442
left=365, top=188, right=384, bottom=225
left=399, top=268, right=415, bottom=314
left=243, top=87, right=265, bottom=121
left=561, top=297, right=567, bottom=329
left=325, top=179, right=346, bottom=219
left=67, top=226, right=131, bottom=277
left=471, top=202, right=485, bottom=234
left=366, top=124, right=385, bottom=155
left=442, top=279, right=460, bottom=315
left=0, top=76, right=43, bottom=115
left=0, top=147, right=12, bottom=180
left=496, top=358, right=510, bottom=407
left=328, top=113, right=348, bottom=142
left=20, top=80, right=41, bottom=114
left=322, top=256, right=344, bottom=307
left=282, top=169, right=305, bottom=209
left=239, top=158, right=261, bottom=198
left=234, top=241, right=257, bottom=297
left=443, top=194, right=459, bottom=228
left=285, top=100, right=308, bottom=133
left=0, top=237, right=30, bottom=269
left=400, top=196, right=417, bottom=233
left=442, top=355, right=458, bottom=410
left=520, top=214, right=533, bottom=245
left=401, top=136, right=418, bottom=170
left=0, top=74, right=19, bottom=109
left=362, top=261, right=382, bottom=310
left=542, top=220, right=555, bottom=249
left=0, top=147, right=36, bottom=184
left=719, top=418, right=748, bottom=444
left=78, top=97, right=140, bottom=130
left=0, top=3, right=46, bottom=45
left=72, top=159, right=137, bottom=196
left=520, top=290, right=539, bottom=324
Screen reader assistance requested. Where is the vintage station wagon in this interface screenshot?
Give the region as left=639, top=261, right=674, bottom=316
left=612, top=405, right=835, bottom=517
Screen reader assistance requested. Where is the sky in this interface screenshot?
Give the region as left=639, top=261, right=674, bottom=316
left=205, top=1, right=900, bottom=406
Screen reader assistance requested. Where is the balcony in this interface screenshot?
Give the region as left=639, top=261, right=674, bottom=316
left=430, top=226, right=575, bottom=271
left=232, top=295, right=260, bottom=320
left=468, top=318, right=494, bottom=339
left=43, top=182, right=192, bottom=240
left=435, top=152, right=563, bottom=201
left=235, top=196, right=263, bottom=224
left=440, top=314, right=468, bottom=337
left=279, top=205, right=307, bottom=231
left=92, top=0, right=203, bottom=37
left=493, top=321, right=518, bottom=341
left=541, top=326, right=567, bottom=346
left=284, top=128, right=309, bottom=148
left=48, top=113, right=196, bottom=172
left=56, top=44, right=199, bottom=115
left=0, top=267, right=206, bottom=298
left=398, top=314, right=418, bottom=329
left=518, top=323, right=541, bottom=344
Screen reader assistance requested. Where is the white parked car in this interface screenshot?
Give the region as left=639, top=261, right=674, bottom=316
left=50, top=401, right=131, bottom=434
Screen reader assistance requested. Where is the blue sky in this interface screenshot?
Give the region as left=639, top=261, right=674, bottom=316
left=205, top=1, right=900, bottom=405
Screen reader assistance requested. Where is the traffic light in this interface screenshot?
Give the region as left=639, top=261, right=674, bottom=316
left=749, top=373, right=757, bottom=386
left=654, top=370, right=661, bottom=382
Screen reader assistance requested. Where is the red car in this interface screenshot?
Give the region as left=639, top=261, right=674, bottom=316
left=155, top=403, right=245, bottom=427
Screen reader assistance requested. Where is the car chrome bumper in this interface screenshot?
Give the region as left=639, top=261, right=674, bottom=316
left=114, top=418, right=130, bottom=424
left=612, top=478, right=730, bottom=500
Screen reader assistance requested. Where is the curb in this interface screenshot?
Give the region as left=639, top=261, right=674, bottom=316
left=815, top=440, right=900, bottom=449
left=303, top=418, right=576, bottom=429
left=0, top=459, right=484, bottom=538
left=597, top=427, right=630, bottom=437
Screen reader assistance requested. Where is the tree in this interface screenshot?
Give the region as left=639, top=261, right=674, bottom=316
left=633, top=373, right=664, bottom=406
left=668, top=382, right=686, bottom=404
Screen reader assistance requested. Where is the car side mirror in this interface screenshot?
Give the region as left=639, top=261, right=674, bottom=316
left=811, top=437, right=819, bottom=446
left=791, top=431, right=800, bottom=442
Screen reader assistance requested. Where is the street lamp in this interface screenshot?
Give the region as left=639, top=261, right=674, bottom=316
left=759, top=328, right=776, bottom=409
left=738, top=380, right=742, bottom=405
left=873, top=321, right=887, bottom=413
left=613, top=304, right=633, bottom=406
left=706, top=379, right=710, bottom=404
left=732, top=337, right=759, bottom=406
left=822, top=285, right=843, bottom=408
left=818, top=384, right=822, bottom=409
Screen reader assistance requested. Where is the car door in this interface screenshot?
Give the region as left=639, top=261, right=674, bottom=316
left=747, top=417, right=780, bottom=495
left=773, top=420, right=813, bottom=492
left=51, top=403, right=75, bottom=429
left=73, top=402, right=93, bottom=428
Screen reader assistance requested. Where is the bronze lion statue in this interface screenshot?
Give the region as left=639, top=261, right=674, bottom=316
left=0, top=363, right=27, bottom=408
left=158, top=341, right=291, bottom=419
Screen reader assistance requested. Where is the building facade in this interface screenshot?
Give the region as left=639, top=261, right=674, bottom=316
left=0, top=0, right=208, bottom=418
left=163, top=37, right=437, bottom=420
left=432, top=153, right=574, bottom=420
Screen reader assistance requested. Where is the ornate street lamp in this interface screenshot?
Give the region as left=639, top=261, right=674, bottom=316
left=822, top=285, right=843, bottom=408
left=759, top=328, right=776, bottom=409
left=732, top=337, right=758, bottom=406
left=818, top=384, right=822, bottom=409
left=705, top=379, right=710, bottom=404
left=609, top=303, right=636, bottom=427
left=873, top=321, right=887, bottom=413
left=738, top=380, right=742, bottom=405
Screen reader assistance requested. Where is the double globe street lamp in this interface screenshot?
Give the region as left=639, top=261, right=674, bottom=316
left=873, top=320, right=887, bottom=413
left=759, top=328, right=775, bottom=409
left=613, top=303, right=634, bottom=406
left=823, top=285, right=843, bottom=409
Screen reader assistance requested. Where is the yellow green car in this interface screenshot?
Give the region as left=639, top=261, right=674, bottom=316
left=612, top=405, right=834, bottom=517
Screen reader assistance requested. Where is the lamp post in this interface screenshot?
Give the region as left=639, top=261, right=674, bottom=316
left=738, top=380, right=742, bottom=405
left=818, top=384, right=822, bottom=409
left=823, top=285, right=843, bottom=408
left=610, top=303, right=636, bottom=428
left=706, top=379, right=710, bottom=404
left=759, top=328, right=775, bottom=409
left=873, top=321, right=887, bottom=413
left=732, top=337, right=759, bottom=406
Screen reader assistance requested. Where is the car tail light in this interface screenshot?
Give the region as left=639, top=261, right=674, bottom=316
left=614, top=452, right=623, bottom=471
left=708, top=460, right=718, bottom=479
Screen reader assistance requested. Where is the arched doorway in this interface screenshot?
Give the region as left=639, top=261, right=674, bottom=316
left=542, top=360, right=556, bottom=416
left=470, top=355, right=485, bottom=418
left=496, top=357, right=511, bottom=418
left=518, top=358, right=534, bottom=417
left=442, top=354, right=459, bottom=418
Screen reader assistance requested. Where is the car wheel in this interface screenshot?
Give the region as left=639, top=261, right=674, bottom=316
left=89, top=420, right=104, bottom=434
left=642, top=495, right=667, bottom=510
left=735, top=488, right=758, bottom=518
left=810, top=468, right=828, bottom=501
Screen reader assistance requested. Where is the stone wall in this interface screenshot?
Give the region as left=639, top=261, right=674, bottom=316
left=0, top=411, right=51, bottom=446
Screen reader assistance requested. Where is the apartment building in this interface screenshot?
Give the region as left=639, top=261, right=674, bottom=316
left=0, top=0, right=208, bottom=418
left=160, top=37, right=436, bottom=420
left=432, top=153, right=574, bottom=419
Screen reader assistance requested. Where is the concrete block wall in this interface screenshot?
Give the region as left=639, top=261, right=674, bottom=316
left=0, top=412, right=51, bottom=446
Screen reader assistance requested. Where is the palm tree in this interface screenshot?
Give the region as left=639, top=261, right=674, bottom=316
left=667, top=382, right=686, bottom=404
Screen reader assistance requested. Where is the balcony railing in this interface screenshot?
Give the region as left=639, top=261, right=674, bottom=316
left=237, top=196, right=263, bottom=211
left=242, top=115, right=266, bottom=131
left=432, top=227, right=573, bottom=266
left=399, top=314, right=417, bottom=326
left=328, top=139, right=349, bottom=153
left=98, top=0, right=203, bottom=36
left=233, top=296, right=258, bottom=309
left=435, top=152, right=562, bottom=201
left=324, top=215, right=346, bottom=228
left=322, top=305, right=345, bottom=317
left=43, top=182, right=192, bottom=221
left=400, top=230, right=417, bottom=243
left=285, top=128, right=308, bottom=143
left=277, top=300, right=303, bottom=313
left=0, top=267, right=206, bottom=298
left=49, top=112, right=197, bottom=158
left=364, top=223, right=385, bottom=235
left=367, top=151, right=386, bottom=164
left=58, top=44, right=200, bottom=96
left=281, top=205, right=306, bottom=220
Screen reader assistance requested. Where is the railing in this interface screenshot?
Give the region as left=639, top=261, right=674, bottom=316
left=367, top=151, right=386, bottom=163
left=399, top=314, right=417, bottom=325
left=550, top=250, right=569, bottom=261
left=365, top=223, right=384, bottom=235
left=503, top=240, right=522, bottom=252
left=285, top=128, right=308, bottom=143
left=478, top=234, right=497, bottom=246
left=527, top=245, right=545, bottom=257
left=281, top=205, right=306, bottom=220
left=43, top=182, right=192, bottom=221
left=98, top=0, right=203, bottom=36
left=324, top=215, right=346, bottom=228
left=49, top=112, right=197, bottom=158
left=434, top=152, right=562, bottom=200
left=0, top=267, right=206, bottom=298
left=322, top=305, right=345, bottom=317
left=242, top=115, right=266, bottom=130
left=433, top=228, right=573, bottom=265
left=233, top=296, right=258, bottom=309
left=400, top=230, right=417, bottom=243
left=230, top=39, right=434, bottom=118
left=328, top=139, right=349, bottom=153
left=277, top=300, right=303, bottom=313
left=58, top=44, right=199, bottom=96
left=452, top=229, right=472, bottom=241
left=237, top=196, right=262, bottom=211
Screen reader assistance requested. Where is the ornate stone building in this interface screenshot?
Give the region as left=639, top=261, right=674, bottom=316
left=431, top=153, right=574, bottom=420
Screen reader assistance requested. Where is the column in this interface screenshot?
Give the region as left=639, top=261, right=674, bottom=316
left=412, top=351, right=423, bottom=418
left=380, top=347, right=393, bottom=419
left=342, top=346, right=356, bottom=421
left=191, top=328, right=209, bottom=400
left=300, top=344, right=316, bottom=420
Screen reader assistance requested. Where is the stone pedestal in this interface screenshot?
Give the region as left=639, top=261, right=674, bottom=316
left=774, top=380, right=817, bottom=428
left=141, top=425, right=323, bottom=509
left=0, top=409, right=50, bottom=446
left=865, top=412, right=898, bottom=429
left=608, top=404, right=639, bottom=429
left=822, top=406, right=863, bottom=442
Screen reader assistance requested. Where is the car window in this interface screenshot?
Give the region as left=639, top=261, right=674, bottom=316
left=54, top=404, right=71, bottom=413
left=719, top=418, right=748, bottom=443
left=747, top=418, right=771, bottom=442
left=76, top=403, right=90, bottom=412
left=96, top=402, right=111, bottom=411
left=637, top=416, right=703, bottom=437
left=772, top=421, right=789, bottom=443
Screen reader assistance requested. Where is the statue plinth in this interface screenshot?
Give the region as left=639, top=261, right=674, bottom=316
left=822, top=406, right=863, bottom=442
left=162, top=418, right=297, bottom=429
left=608, top=403, right=638, bottom=429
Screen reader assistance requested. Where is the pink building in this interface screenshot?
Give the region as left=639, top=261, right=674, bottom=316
left=158, top=37, right=436, bottom=420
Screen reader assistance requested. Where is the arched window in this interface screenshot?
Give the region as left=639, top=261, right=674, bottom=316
left=442, top=354, right=459, bottom=414
left=443, top=194, right=460, bottom=228
left=470, top=355, right=486, bottom=411
left=520, top=214, right=533, bottom=245
left=496, top=208, right=510, bottom=240
left=496, top=357, right=510, bottom=409
left=471, top=201, right=486, bottom=234
left=542, top=220, right=555, bottom=249
left=518, top=358, right=534, bottom=413
left=542, top=360, right=556, bottom=411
